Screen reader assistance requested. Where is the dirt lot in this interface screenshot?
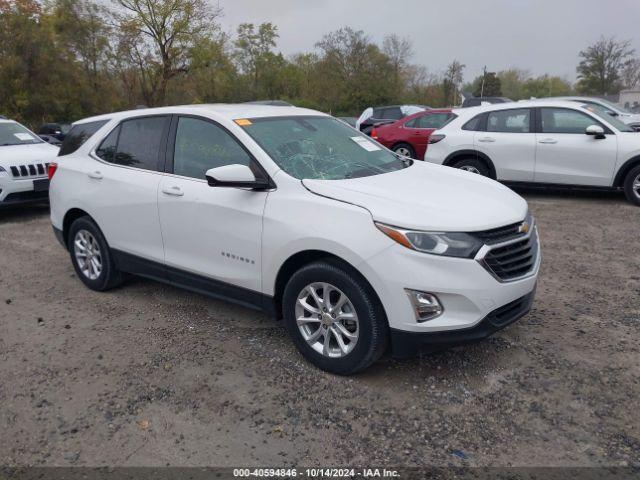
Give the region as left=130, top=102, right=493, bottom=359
left=0, top=189, right=639, bottom=468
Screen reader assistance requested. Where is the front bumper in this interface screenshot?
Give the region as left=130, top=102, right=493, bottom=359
left=0, top=174, right=49, bottom=207
left=389, top=287, right=535, bottom=358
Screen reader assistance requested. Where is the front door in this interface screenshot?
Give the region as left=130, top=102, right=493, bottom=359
left=157, top=116, right=268, bottom=295
left=534, top=107, right=618, bottom=186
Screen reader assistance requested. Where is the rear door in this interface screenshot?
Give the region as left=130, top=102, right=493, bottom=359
left=90, top=115, right=170, bottom=264
left=534, top=107, right=617, bottom=186
left=474, top=108, right=536, bottom=181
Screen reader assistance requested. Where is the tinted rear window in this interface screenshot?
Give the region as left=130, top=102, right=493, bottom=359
left=110, top=116, right=168, bottom=171
left=59, top=120, right=108, bottom=156
left=462, top=114, right=484, bottom=131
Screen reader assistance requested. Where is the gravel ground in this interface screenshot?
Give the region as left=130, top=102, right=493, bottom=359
left=0, top=189, right=639, bottom=468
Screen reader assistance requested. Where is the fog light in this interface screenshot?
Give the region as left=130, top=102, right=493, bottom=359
left=405, top=290, right=443, bottom=322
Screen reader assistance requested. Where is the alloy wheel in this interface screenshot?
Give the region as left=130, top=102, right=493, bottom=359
left=459, top=165, right=481, bottom=174
left=295, top=282, right=359, bottom=358
left=394, top=147, right=413, bottom=158
left=74, top=229, right=103, bottom=280
left=633, top=173, right=640, bottom=199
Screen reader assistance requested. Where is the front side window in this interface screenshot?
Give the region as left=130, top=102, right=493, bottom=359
left=111, top=117, right=168, bottom=171
left=487, top=109, right=531, bottom=133
left=0, top=122, right=43, bottom=146
left=59, top=120, right=108, bottom=156
left=173, top=117, right=252, bottom=179
left=540, top=108, right=602, bottom=134
left=242, top=116, right=407, bottom=180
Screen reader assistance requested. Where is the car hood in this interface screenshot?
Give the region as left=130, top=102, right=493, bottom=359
left=0, top=143, right=59, bottom=166
left=302, top=162, right=528, bottom=232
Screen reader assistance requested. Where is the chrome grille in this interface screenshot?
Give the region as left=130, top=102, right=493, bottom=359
left=475, top=219, right=539, bottom=282
left=9, top=162, right=50, bottom=178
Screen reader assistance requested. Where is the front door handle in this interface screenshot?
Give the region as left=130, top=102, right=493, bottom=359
left=87, top=171, right=103, bottom=180
left=478, top=137, right=496, bottom=143
left=539, top=138, right=558, bottom=144
left=162, top=186, right=184, bottom=197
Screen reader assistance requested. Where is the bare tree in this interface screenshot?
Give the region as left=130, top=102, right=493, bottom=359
left=442, top=60, right=465, bottom=106
left=621, top=58, right=640, bottom=89
left=382, top=34, right=413, bottom=90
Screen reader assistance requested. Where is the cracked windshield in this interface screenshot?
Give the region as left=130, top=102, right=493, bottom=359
left=242, top=116, right=408, bottom=180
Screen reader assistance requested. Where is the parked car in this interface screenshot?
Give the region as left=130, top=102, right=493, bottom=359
left=38, top=122, right=71, bottom=145
left=545, top=97, right=640, bottom=132
left=461, top=97, right=512, bottom=108
left=424, top=100, right=640, bottom=206
left=356, top=105, right=429, bottom=135
left=337, top=116, right=358, bottom=128
left=371, top=109, right=456, bottom=159
left=50, top=104, right=539, bottom=374
left=0, top=118, right=59, bottom=207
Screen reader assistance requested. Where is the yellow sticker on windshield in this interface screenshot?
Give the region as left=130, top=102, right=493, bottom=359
left=235, top=119, right=252, bottom=126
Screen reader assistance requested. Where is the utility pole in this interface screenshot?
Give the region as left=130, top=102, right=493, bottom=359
left=480, top=66, right=487, bottom=98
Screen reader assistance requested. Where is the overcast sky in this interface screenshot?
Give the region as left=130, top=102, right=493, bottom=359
left=217, top=0, right=640, bottom=82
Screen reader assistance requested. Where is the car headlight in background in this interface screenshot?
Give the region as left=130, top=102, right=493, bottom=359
left=375, top=222, right=483, bottom=258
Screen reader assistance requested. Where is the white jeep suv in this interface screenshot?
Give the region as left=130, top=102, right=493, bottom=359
left=50, top=105, right=540, bottom=374
left=0, top=119, right=59, bottom=207
left=424, top=100, right=640, bottom=206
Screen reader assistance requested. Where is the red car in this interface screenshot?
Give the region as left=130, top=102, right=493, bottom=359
left=371, top=109, right=456, bottom=160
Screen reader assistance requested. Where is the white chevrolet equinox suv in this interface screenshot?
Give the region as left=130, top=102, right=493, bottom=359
left=50, top=105, right=540, bottom=374
left=425, top=100, right=640, bottom=206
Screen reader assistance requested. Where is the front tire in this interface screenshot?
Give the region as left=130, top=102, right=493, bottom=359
left=68, top=216, right=123, bottom=291
left=451, top=157, right=490, bottom=177
left=282, top=261, right=388, bottom=375
left=623, top=165, right=640, bottom=206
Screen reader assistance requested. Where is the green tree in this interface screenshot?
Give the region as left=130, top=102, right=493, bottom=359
left=114, top=0, right=222, bottom=106
left=576, top=37, right=634, bottom=95
left=473, top=71, right=502, bottom=97
left=523, top=75, right=572, bottom=98
left=234, top=22, right=279, bottom=98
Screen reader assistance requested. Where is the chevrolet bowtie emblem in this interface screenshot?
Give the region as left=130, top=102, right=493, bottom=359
left=519, top=222, right=530, bottom=234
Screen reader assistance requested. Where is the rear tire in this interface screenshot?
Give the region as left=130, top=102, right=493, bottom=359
left=68, top=216, right=123, bottom=291
left=282, top=260, right=388, bottom=375
left=451, top=157, right=490, bottom=177
left=392, top=143, right=416, bottom=159
left=623, top=165, right=640, bottom=206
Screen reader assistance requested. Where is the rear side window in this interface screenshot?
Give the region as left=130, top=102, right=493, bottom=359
left=59, top=120, right=108, bottom=156
left=98, top=116, right=169, bottom=171
left=487, top=109, right=531, bottom=133
left=408, top=112, right=455, bottom=129
left=95, top=126, right=119, bottom=162
left=462, top=114, right=484, bottom=131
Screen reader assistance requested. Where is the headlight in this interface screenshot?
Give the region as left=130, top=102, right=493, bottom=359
left=375, top=222, right=483, bottom=258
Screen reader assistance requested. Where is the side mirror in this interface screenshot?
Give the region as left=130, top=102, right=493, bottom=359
left=205, top=164, right=270, bottom=190
left=585, top=125, right=606, bottom=139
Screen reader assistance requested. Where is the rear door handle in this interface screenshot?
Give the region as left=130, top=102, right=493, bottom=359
left=478, top=137, right=496, bottom=143
left=539, top=138, right=558, bottom=144
left=87, top=171, right=103, bottom=180
left=162, top=186, right=184, bottom=197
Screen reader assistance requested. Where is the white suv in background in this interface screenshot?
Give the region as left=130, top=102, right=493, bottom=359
left=424, top=100, right=640, bottom=206
left=552, top=96, right=640, bottom=132
left=0, top=119, right=59, bottom=207
left=49, top=104, right=540, bottom=374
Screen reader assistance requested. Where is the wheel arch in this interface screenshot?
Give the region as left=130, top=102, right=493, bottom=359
left=272, top=249, right=386, bottom=322
left=613, top=156, right=640, bottom=187
left=443, top=149, right=497, bottom=180
left=62, top=208, right=96, bottom=249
